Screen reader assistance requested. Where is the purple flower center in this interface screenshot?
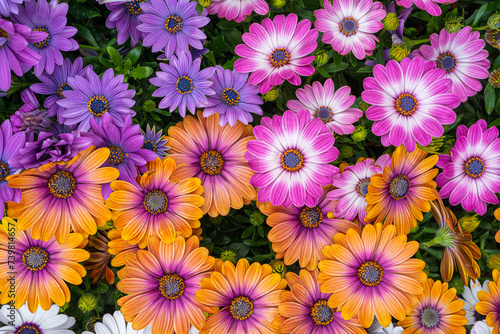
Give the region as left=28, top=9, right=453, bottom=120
left=340, top=17, right=358, bottom=36
left=389, top=175, right=410, bottom=200
left=88, top=95, right=109, bottom=117
left=464, top=157, right=484, bottom=178
left=357, top=261, right=383, bottom=286
left=395, top=93, right=417, bottom=116
left=33, top=26, right=51, bottom=49
left=108, top=145, right=125, bottom=165
left=0, top=28, right=8, bottom=48
left=356, top=178, right=370, bottom=197
left=22, top=246, right=49, bottom=271
left=56, top=82, right=72, bottom=98
left=221, top=88, right=240, bottom=106
left=200, top=150, right=224, bottom=175
left=143, top=189, right=168, bottom=215
left=164, top=15, right=183, bottom=34
left=48, top=170, right=76, bottom=198
left=159, top=273, right=184, bottom=299
left=314, top=106, right=333, bottom=123
left=176, top=76, right=193, bottom=94
left=0, top=160, right=10, bottom=182
left=310, top=300, right=334, bottom=326
left=270, top=48, right=290, bottom=68
left=143, top=140, right=157, bottom=152
left=230, top=296, right=254, bottom=320
left=280, top=149, right=304, bottom=172
left=299, top=206, right=322, bottom=228
left=474, top=310, right=486, bottom=322
left=125, top=0, right=144, bottom=16
left=14, top=323, right=42, bottom=334
left=420, top=306, right=440, bottom=328
left=437, top=52, right=457, bottom=73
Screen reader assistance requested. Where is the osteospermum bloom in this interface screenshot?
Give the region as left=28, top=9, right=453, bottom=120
left=328, top=154, right=391, bottom=222
left=137, top=0, right=209, bottom=57
left=150, top=52, right=215, bottom=117
left=82, top=311, right=151, bottom=334
left=365, top=146, right=438, bottom=234
left=246, top=109, right=338, bottom=207
left=476, top=269, right=500, bottom=333
left=460, top=279, right=490, bottom=325
left=11, top=0, right=78, bottom=76
left=0, top=217, right=89, bottom=311
left=496, top=209, right=500, bottom=243
left=0, top=0, right=25, bottom=16
left=207, top=0, right=268, bottom=23
left=117, top=236, right=216, bottom=334
left=142, top=124, right=169, bottom=158
left=314, top=0, right=385, bottom=60
left=318, top=223, right=427, bottom=328
left=167, top=111, right=256, bottom=217
left=260, top=187, right=360, bottom=270
left=57, top=68, right=136, bottom=132
left=195, top=259, right=287, bottom=334
left=436, top=119, right=500, bottom=215
left=362, top=57, right=461, bottom=152
left=204, top=66, right=263, bottom=127
left=273, top=270, right=365, bottom=334
left=471, top=321, right=493, bottom=334
left=234, top=14, right=317, bottom=94
left=10, top=89, right=51, bottom=141
left=398, top=279, right=467, bottom=333
left=106, top=0, right=148, bottom=47
left=84, top=230, right=115, bottom=285
left=396, top=0, right=457, bottom=16
left=414, top=27, right=490, bottom=102
left=7, top=146, right=119, bottom=243
left=107, top=229, right=142, bottom=268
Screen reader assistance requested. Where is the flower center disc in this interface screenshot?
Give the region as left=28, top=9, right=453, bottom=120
left=56, top=82, right=72, bottom=98
left=143, top=189, right=168, bottom=215
left=357, top=261, right=383, bottom=286
left=176, top=76, right=193, bottom=94
left=33, top=26, right=50, bottom=49
left=270, top=48, right=290, bottom=68
left=230, top=296, right=254, bottom=320
left=314, top=106, right=333, bottom=123
left=420, top=306, right=440, bottom=328
left=437, top=52, right=457, bottom=73
left=125, top=0, right=144, bottom=16
left=108, top=145, right=125, bottom=165
left=340, top=17, right=358, bottom=36
left=0, top=161, right=10, bottom=182
left=310, top=300, right=334, bottom=326
left=356, top=178, right=370, bottom=197
left=48, top=170, right=76, bottom=198
left=221, top=88, right=240, bottom=106
left=164, top=15, right=183, bottom=34
left=142, top=140, right=157, bottom=152
left=200, top=150, right=224, bottom=175
left=474, top=310, right=486, bottom=322
left=389, top=175, right=410, bottom=200
left=395, top=93, right=418, bottom=116
left=0, top=28, right=8, bottom=48
left=22, top=246, right=49, bottom=271
left=464, top=157, right=484, bottom=178
left=281, top=149, right=304, bottom=172
left=299, top=206, right=323, bottom=228
left=14, top=323, right=42, bottom=334
left=159, top=273, right=185, bottom=299
left=88, top=95, right=109, bottom=117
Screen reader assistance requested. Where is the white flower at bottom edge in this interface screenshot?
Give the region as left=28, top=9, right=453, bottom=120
left=82, top=311, right=151, bottom=334
left=471, top=320, right=493, bottom=334
left=460, top=278, right=490, bottom=325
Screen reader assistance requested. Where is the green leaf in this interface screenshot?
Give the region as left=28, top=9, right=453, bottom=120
left=317, top=67, right=330, bottom=78
left=324, top=62, right=349, bottom=73
left=216, top=20, right=238, bottom=30
left=485, top=84, right=495, bottom=115
left=208, top=35, right=229, bottom=54
left=356, top=66, right=373, bottom=73
left=123, top=59, right=133, bottom=73
left=107, top=46, right=122, bottom=66
left=130, top=66, right=154, bottom=80
left=241, top=226, right=254, bottom=239
left=125, top=46, right=142, bottom=65
left=257, top=225, right=264, bottom=238
left=473, top=3, right=488, bottom=26
left=252, top=254, right=273, bottom=262
left=74, top=24, right=99, bottom=48
left=205, top=51, right=217, bottom=66
left=70, top=2, right=101, bottom=20
left=99, top=58, right=113, bottom=69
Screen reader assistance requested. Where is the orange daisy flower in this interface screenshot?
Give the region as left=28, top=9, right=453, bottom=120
left=107, top=229, right=142, bottom=268
left=476, top=269, right=500, bottom=333
left=495, top=208, right=500, bottom=243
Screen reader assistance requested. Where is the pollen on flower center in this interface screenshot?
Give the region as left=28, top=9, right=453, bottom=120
left=310, top=300, right=334, bottom=326
left=464, top=157, right=484, bottom=178
left=87, top=95, right=109, bottom=117
left=176, top=76, right=193, bottom=94
left=356, top=178, right=370, bottom=197
left=22, top=246, right=49, bottom=271
left=357, top=261, right=383, bottom=286
left=164, top=15, right=183, bottom=34
left=230, top=296, right=254, bottom=320
left=125, top=0, right=144, bottom=16
left=299, top=206, right=322, bottom=228
left=33, top=26, right=51, bottom=49
left=0, top=160, right=10, bottom=182
left=14, top=323, right=42, bottom=334
left=314, top=106, right=333, bottom=123
left=389, top=175, right=410, bottom=200
left=437, top=52, right=457, bottom=73
left=200, top=150, right=224, bottom=175
left=270, top=48, right=290, bottom=68
left=48, top=170, right=76, bottom=198
left=56, top=82, right=72, bottom=98
left=108, top=145, right=125, bottom=165
left=143, top=189, right=168, bottom=215
left=420, top=306, right=440, bottom=328
left=142, top=140, right=157, bottom=152
left=159, top=273, right=185, bottom=299
left=340, top=17, right=358, bottom=36
left=395, top=93, right=418, bottom=116
left=221, top=88, right=240, bottom=106
left=281, top=149, right=304, bottom=172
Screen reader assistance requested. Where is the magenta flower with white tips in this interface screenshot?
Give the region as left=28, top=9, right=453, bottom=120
left=234, top=14, right=317, bottom=94
left=207, top=0, right=268, bottom=23
left=362, top=57, right=461, bottom=152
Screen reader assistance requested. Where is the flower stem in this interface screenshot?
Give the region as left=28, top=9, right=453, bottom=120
left=473, top=25, right=489, bottom=31
left=411, top=38, right=429, bottom=46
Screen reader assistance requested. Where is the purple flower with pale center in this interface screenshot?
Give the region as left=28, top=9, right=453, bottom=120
left=11, top=0, right=78, bottom=76
left=10, top=89, right=51, bottom=141
left=287, top=79, right=363, bottom=135
left=141, top=124, right=169, bottom=158
left=0, top=0, right=28, bottom=17
left=137, top=0, right=210, bottom=57
left=204, top=65, right=263, bottom=127
left=436, top=119, right=500, bottom=215
left=245, top=109, right=339, bottom=208
left=150, top=51, right=215, bottom=117
left=57, top=68, right=136, bottom=132
left=30, top=57, right=93, bottom=123
left=106, top=0, right=149, bottom=47
left=234, top=14, right=317, bottom=94
left=361, top=57, right=461, bottom=152
left=207, top=0, right=268, bottom=23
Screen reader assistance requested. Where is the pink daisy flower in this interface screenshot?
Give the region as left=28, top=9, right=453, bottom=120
left=234, top=14, right=317, bottom=94
left=436, top=119, right=500, bottom=215
left=361, top=57, right=461, bottom=152
left=207, top=0, right=268, bottom=23
left=286, top=78, right=363, bottom=135
left=413, top=27, right=490, bottom=103
left=245, top=109, right=338, bottom=208
left=396, top=0, right=457, bottom=17
left=314, top=0, right=385, bottom=60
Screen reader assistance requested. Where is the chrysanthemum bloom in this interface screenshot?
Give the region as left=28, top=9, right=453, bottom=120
left=106, top=0, right=148, bottom=47
left=273, top=269, right=365, bottom=334
left=207, top=0, right=268, bottom=23
left=260, top=187, right=360, bottom=270
left=167, top=111, right=256, bottom=217
left=476, top=270, right=500, bottom=333
left=398, top=279, right=467, bottom=333
left=57, top=68, right=136, bottom=132
left=82, top=311, right=151, bottom=334
left=246, top=109, right=338, bottom=207
left=362, top=57, right=461, bottom=152
left=7, top=146, right=119, bottom=243
left=396, top=0, right=456, bottom=16
left=486, top=29, right=500, bottom=50
left=413, top=27, right=490, bottom=102
left=11, top=0, right=78, bottom=76
left=10, top=89, right=51, bottom=141
left=286, top=79, right=363, bottom=135
left=0, top=217, right=89, bottom=311
left=234, top=14, right=317, bottom=94
left=195, top=258, right=287, bottom=334
left=328, top=154, right=391, bottom=222
left=314, top=0, right=385, bottom=60
left=83, top=230, right=115, bottom=285
left=137, top=0, right=209, bottom=57
left=150, top=52, right=215, bottom=117
left=30, top=57, right=93, bottom=122
left=365, top=146, right=438, bottom=234
left=117, top=236, right=216, bottom=334
left=318, top=223, right=427, bottom=328
left=141, top=124, right=169, bottom=158
left=107, top=229, right=142, bottom=268
left=0, top=0, right=26, bottom=16
left=204, top=66, right=263, bottom=127
left=0, top=303, right=76, bottom=334
left=460, top=279, right=490, bottom=326
left=106, top=157, right=204, bottom=247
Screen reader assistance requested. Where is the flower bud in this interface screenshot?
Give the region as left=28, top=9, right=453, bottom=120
left=358, top=100, right=370, bottom=112
left=445, top=16, right=464, bottom=33
left=383, top=12, right=399, bottom=31
left=250, top=211, right=265, bottom=226
left=489, top=69, right=500, bottom=88
left=417, top=136, right=444, bottom=155
left=340, top=145, right=354, bottom=159
left=78, top=294, right=98, bottom=313
left=262, top=87, right=279, bottom=102
left=486, top=29, right=500, bottom=50
left=351, top=125, right=368, bottom=142
left=271, top=0, right=286, bottom=8
left=389, top=44, right=410, bottom=62
left=450, top=276, right=465, bottom=295
left=143, top=100, right=156, bottom=112
left=459, top=214, right=480, bottom=232
left=488, top=13, right=500, bottom=30
left=314, top=49, right=328, bottom=67
left=488, top=254, right=500, bottom=271
left=270, top=260, right=286, bottom=278
left=220, top=250, right=237, bottom=265
left=198, top=0, right=210, bottom=7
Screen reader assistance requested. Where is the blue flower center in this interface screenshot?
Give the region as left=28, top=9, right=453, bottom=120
left=108, top=145, right=125, bottom=165
left=310, top=300, right=334, bottom=326
left=299, top=206, right=322, bottom=228
left=15, top=323, right=41, bottom=334
left=395, top=93, right=417, bottom=116
left=88, top=95, right=109, bottom=117
left=230, top=296, right=254, bottom=321
left=356, top=178, right=370, bottom=197
left=0, top=28, right=8, bottom=48
left=0, top=160, right=10, bottom=182
left=200, top=150, right=224, bottom=175
left=125, top=0, right=144, bottom=16
left=437, top=52, right=456, bottom=73
left=281, top=149, right=304, bottom=172
left=340, top=17, right=358, bottom=36
left=33, top=26, right=51, bottom=49
left=315, top=106, right=333, bottom=123
left=48, top=170, right=76, bottom=198
left=420, top=306, right=440, bottom=328
left=142, top=140, right=157, bottom=152
left=176, top=76, right=193, bottom=94
left=464, top=157, right=484, bottom=178
left=159, top=273, right=184, bottom=299
left=22, top=247, right=49, bottom=271
left=221, top=88, right=240, bottom=106
left=358, top=261, right=383, bottom=286
left=270, top=48, right=290, bottom=67
left=143, top=189, right=168, bottom=215
left=164, top=15, right=183, bottom=33
left=389, top=175, right=410, bottom=199
left=56, top=82, right=72, bottom=98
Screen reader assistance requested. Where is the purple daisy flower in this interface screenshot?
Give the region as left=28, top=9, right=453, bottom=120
left=30, top=57, right=93, bottom=123
left=361, top=57, right=461, bottom=152
left=57, top=68, right=136, bottom=131
left=287, top=79, right=363, bottom=135
left=82, top=113, right=157, bottom=199
left=0, top=0, right=27, bottom=17
left=10, top=89, right=51, bottom=141
left=0, top=18, right=45, bottom=91
left=0, top=119, right=26, bottom=219
left=245, top=109, right=339, bottom=208
left=204, top=65, right=263, bottom=127
left=137, top=0, right=210, bottom=57
left=106, top=0, right=149, bottom=47
left=207, top=0, right=269, bottom=23
left=141, top=124, right=169, bottom=158
left=436, top=119, right=500, bottom=215
left=11, top=0, right=79, bottom=76
left=150, top=51, right=214, bottom=117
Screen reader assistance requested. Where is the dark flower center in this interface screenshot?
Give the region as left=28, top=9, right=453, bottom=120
left=314, top=106, right=333, bottom=123
left=310, top=300, right=334, bottom=326
left=14, top=323, right=42, bottom=334
left=357, top=261, right=383, bottom=286
left=164, top=15, right=183, bottom=34
left=142, top=140, right=157, bottom=152
left=22, top=247, right=49, bottom=271
left=108, top=145, right=125, bottom=165
left=420, top=306, right=440, bottom=328
left=33, top=26, right=50, bottom=49
left=464, top=157, right=484, bottom=178
left=340, top=17, right=358, bottom=36
left=176, top=76, right=193, bottom=94
left=437, top=52, right=457, bottom=73
left=270, top=48, right=290, bottom=68
left=0, top=161, right=10, bottom=182
left=299, top=206, right=323, bottom=228
left=281, top=149, right=304, bottom=172
left=230, top=296, right=254, bottom=320
left=389, top=175, right=410, bottom=200
left=48, top=170, right=76, bottom=198
left=395, top=93, right=418, bottom=116
left=221, top=88, right=240, bottom=106
left=159, top=273, right=184, bottom=299
left=56, top=82, right=72, bottom=98
left=88, top=95, right=109, bottom=117
left=356, top=178, right=370, bottom=197
left=200, top=150, right=224, bottom=175
left=143, top=189, right=168, bottom=215
left=125, top=0, right=144, bottom=16
left=474, top=310, right=486, bottom=322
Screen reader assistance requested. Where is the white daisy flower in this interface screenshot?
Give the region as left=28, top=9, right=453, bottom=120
left=382, top=323, right=404, bottom=334
left=460, top=278, right=490, bottom=325
left=82, top=311, right=150, bottom=334
left=471, top=320, right=493, bottom=334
